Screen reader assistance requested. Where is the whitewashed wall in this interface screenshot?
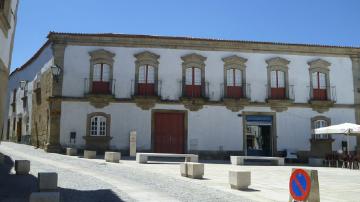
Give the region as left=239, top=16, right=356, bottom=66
left=276, top=108, right=356, bottom=151
left=60, top=102, right=356, bottom=152
left=4, top=45, right=53, bottom=139
left=60, top=102, right=244, bottom=151
left=0, top=0, right=18, bottom=67
left=62, top=45, right=354, bottom=104
left=58, top=45, right=356, bottom=153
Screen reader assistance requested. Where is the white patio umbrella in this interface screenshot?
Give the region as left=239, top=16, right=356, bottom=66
left=314, top=123, right=360, bottom=154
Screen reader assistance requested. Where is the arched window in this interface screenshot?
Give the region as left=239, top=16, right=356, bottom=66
left=90, top=116, right=107, bottom=136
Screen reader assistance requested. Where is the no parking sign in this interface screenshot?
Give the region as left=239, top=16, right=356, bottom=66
left=288, top=168, right=320, bottom=202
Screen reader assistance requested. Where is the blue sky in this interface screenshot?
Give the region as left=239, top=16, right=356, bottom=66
left=11, top=0, right=360, bottom=70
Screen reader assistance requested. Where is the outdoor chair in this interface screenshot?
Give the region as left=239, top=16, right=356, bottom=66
left=325, top=153, right=339, bottom=167
left=353, top=155, right=360, bottom=169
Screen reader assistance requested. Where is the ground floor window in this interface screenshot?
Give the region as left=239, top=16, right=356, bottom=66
left=312, top=118, right=330, bottom=139
left=90, top=116, right=107, bottom=136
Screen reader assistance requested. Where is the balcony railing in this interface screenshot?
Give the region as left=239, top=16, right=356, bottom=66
left=84, top=78, right=116, bottom=96
left=266, top=85, right=294, bottom=100
left=131, top=79, right=162, bottom=97
left=220, top=83, right=251, bottom=99
left=308, top=86, right=336, bottom=102
left=179, top=80, right=209, bottom=99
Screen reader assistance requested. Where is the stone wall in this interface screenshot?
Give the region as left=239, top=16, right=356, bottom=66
left=30, top=69, right=52, bottom=148
left=0, top=61, right=8, bottom=139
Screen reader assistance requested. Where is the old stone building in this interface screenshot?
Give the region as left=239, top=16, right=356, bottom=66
left=4, top=32, right=360, bottom=160
left=0, top=0, right=18, bottom=139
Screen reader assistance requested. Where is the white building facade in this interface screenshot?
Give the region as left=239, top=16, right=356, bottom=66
left=5, top=32, right=360, bottom=160
left=0, top=0, right=18, bottom=139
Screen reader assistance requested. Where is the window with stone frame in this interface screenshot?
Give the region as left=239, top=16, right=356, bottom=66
left=222, top=55, right=247, bottom=99
left=311, top=116, right=331, bottom=139
left=90, top=116, right=107, bottom=136
left=86, top=112, right=111, bottom=137
left=308, top=59, right=331, bottom=101
left=181, top=53, right=206, bottom=98
left=134, top=51, right=160, bottom=96
left=88, top=49, right=115, bottom=95
left=266, top=57, right=290, bottom=100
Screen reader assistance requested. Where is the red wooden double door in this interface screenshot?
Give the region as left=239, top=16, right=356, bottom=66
left=154, top=112, right=185, bottom=154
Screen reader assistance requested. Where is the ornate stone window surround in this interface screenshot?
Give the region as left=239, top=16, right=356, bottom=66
left=86, top=112, right=111, bottom=137
left=134, top=51, right=160, bottom=96
left=88, top=49, right=115, bottom=94
left=266, top=57, right=290, bottom=99
left=0, top=0, right=11, bottom=36
left=222, top=55, right=247, bottom=98
left=181, top=53, right=207, bottom=98
left=84, top=112, right=112, bottom=150
left=308, top=59, right=331, bottom=100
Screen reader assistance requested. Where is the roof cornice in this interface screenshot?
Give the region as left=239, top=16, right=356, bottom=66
left=47, top=32, right=360, bottom=57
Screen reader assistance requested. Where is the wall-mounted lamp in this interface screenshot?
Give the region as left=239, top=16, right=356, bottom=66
left=51, top=64, right=62, bottom=82
left=19, top=80, right=28, bottom=90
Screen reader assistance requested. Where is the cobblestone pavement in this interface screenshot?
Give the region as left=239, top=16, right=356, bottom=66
left=0, top=142, right=251, bottom=202
left=2, top=142, right=360, bottom=202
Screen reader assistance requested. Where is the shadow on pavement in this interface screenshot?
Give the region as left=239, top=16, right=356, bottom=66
left=0, top=155, right=37, bottom=202
left=0, top=154, right=124, bottom=202
left=60, top=188, right=124, bottom=202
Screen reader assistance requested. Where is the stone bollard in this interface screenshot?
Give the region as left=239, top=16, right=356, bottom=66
left=66, top=148, right=77, bottom=156
left=15, top=160, right=30, bottom=175
left=38, top=172, right=58, bottom=192
left=84, top=150, right=96, bottom=159
left=0, top=153, right=4, bottom=164
left=180, top=162, right=204, bottom=179
left=180, top=163, right=188, bottom=177
left=229, top=171, right=251, bottom=190
left=105, top=152, right=121, bottom=163
left=29, top=192, right=60, bottom=202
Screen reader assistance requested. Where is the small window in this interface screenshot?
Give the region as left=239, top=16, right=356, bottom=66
left=313, top=119, right=329, bottom=139
left=90, top=116, right=107, bottom=136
